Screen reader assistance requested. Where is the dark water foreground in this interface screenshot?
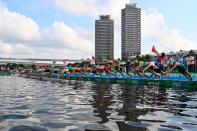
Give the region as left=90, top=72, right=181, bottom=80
left=0, top=76, right=196, bottom=131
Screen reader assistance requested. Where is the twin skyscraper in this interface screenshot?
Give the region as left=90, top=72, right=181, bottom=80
left=95, top=4, right=141, bottom=62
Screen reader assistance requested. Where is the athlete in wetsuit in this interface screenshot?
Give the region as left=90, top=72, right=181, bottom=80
left=110, top=61, right=124, bottom=77
left=144, top=60, right=166, bottom=79
left=133, top=61, right=149, bottom=78
left=166, top=60, right=192, bottom=81
left=103, top=63, right=116, bottom=76
left=125, top=61, right=133, bottom=77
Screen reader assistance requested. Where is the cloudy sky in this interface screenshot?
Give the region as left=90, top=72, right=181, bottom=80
left=0, top=0, right=196, bottom=59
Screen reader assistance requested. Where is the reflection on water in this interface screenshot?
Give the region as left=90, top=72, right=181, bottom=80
left=0, top=76, right=196, bottom=131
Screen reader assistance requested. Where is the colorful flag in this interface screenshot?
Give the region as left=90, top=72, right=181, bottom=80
left=151, top=45, right=157, bottom=53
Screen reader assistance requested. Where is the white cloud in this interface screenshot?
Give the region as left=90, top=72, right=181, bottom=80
left=0, top=2, right=93, bottom=59
left=141, top=9, right=197, bottom=53
left=41, top=21, right=93, bottom=51
left=0, top=40, right=13, bottom=54
left=15, top=44, right=34, bottom=55
left=0, top=4, right=40, bottom=43
left=142, top=8, right=166, bottom=39
left=54, top=0, right=103, bottom=16
left=54, top=0, right=129, bottom=18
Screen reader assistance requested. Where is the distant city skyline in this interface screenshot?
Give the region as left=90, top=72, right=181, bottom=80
left=0, top=0, right=196, bottom=59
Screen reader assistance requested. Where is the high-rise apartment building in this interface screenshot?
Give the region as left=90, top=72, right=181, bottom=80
left=95, top=15, right=114, bottom=62
left=121, top=4, right=141, bottom=60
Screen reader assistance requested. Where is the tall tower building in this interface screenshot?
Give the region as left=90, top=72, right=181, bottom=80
left=121, top=4, right=141, bottom=60
left=95, top=15, right=114, bottom=62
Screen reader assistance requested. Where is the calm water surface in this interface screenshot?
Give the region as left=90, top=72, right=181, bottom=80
left=0, top=76, right=196, bottom=131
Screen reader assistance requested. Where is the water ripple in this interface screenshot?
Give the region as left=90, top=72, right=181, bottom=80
left=9, top=125, right=48, bottom=131
left=0, top=76, right=196, bottom=131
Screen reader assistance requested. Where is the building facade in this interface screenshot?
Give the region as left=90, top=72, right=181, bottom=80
left=121, top=4, right=141, bottom=60
left=95, top=15, right=114, bottom=62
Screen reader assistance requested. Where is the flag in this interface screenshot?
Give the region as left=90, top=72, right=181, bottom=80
left=151, top=45, right=157, bottom=53
left=92, top=56, right=95, bottom=60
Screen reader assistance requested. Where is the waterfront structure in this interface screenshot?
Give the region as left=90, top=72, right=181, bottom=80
left=121, top=4, right=141, bottom=60
left=95, top=15, right=114, bottom=62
